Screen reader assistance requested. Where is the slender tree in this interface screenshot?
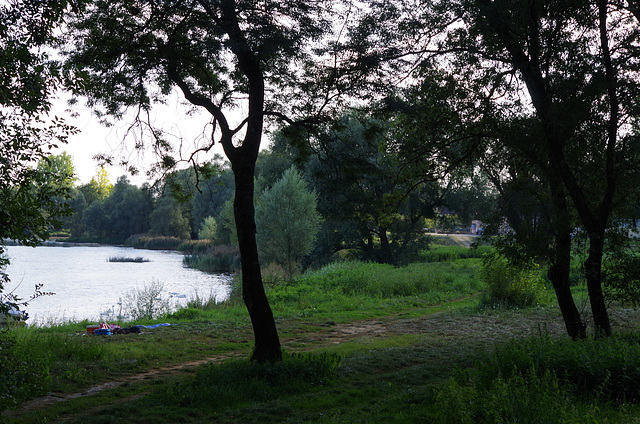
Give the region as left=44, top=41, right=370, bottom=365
left=255, top=166, right=321, bottom=277
left=449, top=0, right=640, bottom=335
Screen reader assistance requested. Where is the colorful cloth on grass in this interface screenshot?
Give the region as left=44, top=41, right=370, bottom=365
left=135, top=323, right=173, bottom=329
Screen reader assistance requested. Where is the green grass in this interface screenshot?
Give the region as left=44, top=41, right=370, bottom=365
left=421, top=244, right=492, bottom=262
left=264, top=259, right=484, bottom=322
left=3, top=258, right=640, bottom=423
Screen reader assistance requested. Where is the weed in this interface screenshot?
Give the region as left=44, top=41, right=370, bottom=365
left=121, top=280, right=172, bottom=321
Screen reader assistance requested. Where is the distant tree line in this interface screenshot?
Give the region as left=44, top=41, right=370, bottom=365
left=56, top=119, right=495, bottom=268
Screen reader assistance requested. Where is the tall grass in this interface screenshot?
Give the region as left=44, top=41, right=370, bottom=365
left=176, top=239, right=211, bottom=253
left=126, top=235, right=184, bottom=250
left=421, top=245, right=492, bottom=263
left=263, top=259, right=483, bottom=319
left=107, top=256, right=150, bottom=263
left=429, top=332, right=640, bottom=423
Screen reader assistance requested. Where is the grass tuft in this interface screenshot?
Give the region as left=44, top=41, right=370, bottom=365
left=107, top=256, right=150, bottom=263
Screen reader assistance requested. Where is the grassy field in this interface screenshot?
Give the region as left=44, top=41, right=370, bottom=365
left=2, top=254, right=640, bottom=423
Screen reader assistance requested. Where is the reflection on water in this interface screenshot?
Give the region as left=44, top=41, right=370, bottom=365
left=4, top=244, right=232, bottom=325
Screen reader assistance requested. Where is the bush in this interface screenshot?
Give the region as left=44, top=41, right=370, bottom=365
left=431, top=366, right=596, bottom=424
left=604, top=251, right=640, bottom=307
left=478, top=332, right=640, bottom=402
left=479, top=252, right=546, bottom=308
left=183, top=245, right=241, bottom=273
left=428, top=332, right=640, bottom=423
left=121, top=280, right=172, bottom=321
left=177, top=240, right=211, bottom=253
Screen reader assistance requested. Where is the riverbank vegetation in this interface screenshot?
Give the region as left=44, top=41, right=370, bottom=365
left=2, top=256, right=640, bottom=422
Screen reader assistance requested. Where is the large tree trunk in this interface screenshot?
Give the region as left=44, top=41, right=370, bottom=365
left=547, top=173, right=586, bottom=339
left=217, top=0, right=282, bottom=362
left=584, top=231, right=611, bottom=336
left=548, top=251, right=586, bottom=339
left=378, top=225, right=393, bottom=264
left=233, top=155, right=282, bottom=363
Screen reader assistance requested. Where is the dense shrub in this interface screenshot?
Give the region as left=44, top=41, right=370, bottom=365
left=183, top=245, right=240, bottom=273
left=177, top=239, right=211, bottom=254
left=479, top=252, right=546, bottom=308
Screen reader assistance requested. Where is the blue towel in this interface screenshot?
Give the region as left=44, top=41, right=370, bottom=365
left=135, top=323, right=173, bottom=329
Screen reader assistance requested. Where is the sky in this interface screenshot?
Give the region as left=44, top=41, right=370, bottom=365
left=51, top=91, right=226, bottom=186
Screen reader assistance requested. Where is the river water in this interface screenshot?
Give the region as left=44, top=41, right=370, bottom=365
left=3, top=244, right=232, bottom=325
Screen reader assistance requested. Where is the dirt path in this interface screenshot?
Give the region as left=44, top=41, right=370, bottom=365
left=11, top=353, right=247, bottom=413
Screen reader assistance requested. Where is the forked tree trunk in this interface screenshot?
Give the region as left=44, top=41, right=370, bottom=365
left=547, top=175, right=587, bottom=339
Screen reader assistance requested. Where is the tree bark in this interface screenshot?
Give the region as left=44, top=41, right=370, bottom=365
left=584, top=231, right=612, bottom=336
left=233, top=154, right=283, bottom=362
left=218, top=0, right=283, bottom=362
left=547, top=173, right=586, bottom=339
left=378, top=225, right=393, bottom=264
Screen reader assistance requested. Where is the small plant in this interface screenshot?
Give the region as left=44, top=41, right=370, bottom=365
left=185, top=289, right=219, bottom=310
left=121, top=280, right=172, bottom=321
left=107, top=256, right=150, bottom=263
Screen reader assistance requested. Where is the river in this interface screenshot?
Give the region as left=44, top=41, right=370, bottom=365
left=3, top=244, right=232, bottom=325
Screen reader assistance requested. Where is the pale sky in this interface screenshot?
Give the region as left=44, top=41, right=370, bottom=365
left=52, top=90, right=226, bottom=186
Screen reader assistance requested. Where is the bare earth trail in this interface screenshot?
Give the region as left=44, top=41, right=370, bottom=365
left=5, top=301, right=640, bottom=422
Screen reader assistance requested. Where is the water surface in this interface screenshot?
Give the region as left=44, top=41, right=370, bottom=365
left=4, top=244, right=231, bottom=325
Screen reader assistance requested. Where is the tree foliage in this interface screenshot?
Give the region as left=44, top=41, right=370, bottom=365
left=255, top=167, right=321, bottom=277
left=400, top=0, right=640, bottom=337
left=0, top=0, right=80, bottom=309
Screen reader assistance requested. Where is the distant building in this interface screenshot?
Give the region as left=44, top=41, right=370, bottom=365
left=471, top=220, right=483, bottom=235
